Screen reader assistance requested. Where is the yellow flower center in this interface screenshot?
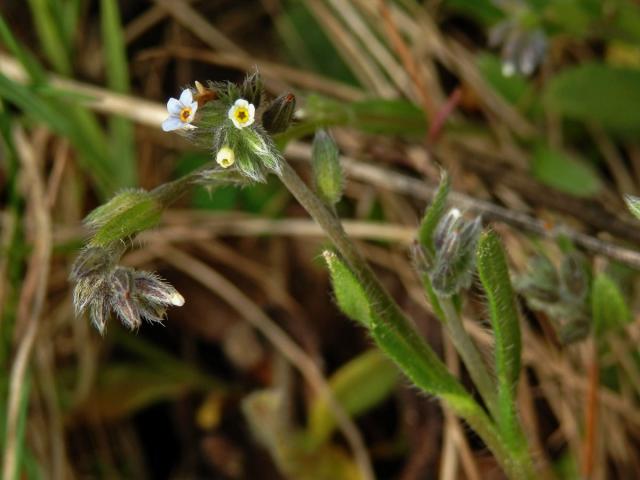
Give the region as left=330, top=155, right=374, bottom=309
left=179, top=107, right=192, bottom=122
left=234, top=107, right=249, bottom=124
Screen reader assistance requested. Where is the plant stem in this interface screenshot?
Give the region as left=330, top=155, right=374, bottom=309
left=277, top=160, right=535, bottom=479
left=439, top=297, right=499, bottom=419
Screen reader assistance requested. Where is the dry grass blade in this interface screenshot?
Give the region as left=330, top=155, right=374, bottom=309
left=2, top=127, right=52, bottom=480
left=135, top=47, right=365, bottom=100
left=151, top=244, right=375, bottom=480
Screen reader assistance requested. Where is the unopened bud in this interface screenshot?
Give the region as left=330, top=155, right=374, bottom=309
left=134, top=271, right=185, bottom=307
left=433, top=209, right=462, bottom=253
left=240, top=71, right=263, bottom=108
left=216, top=146, right=236, bottom=168
left=429, top=209, right=481, bottom=296
left=311, top=129, right=344, bottom=206
left=560, top=253, right=588, bottom=301
left=262, top=93, right=296, bottom=134
left=111, top=267, right=141, bottom=330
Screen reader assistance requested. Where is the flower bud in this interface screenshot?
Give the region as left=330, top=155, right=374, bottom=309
left=559, top=252, right=588, bottom=301
left=111, top=267, right=142, bottom=330
left=262, top=93, right=296, bottom=134
left=311, top=130, right=344, bottom=206
left=216, top=146, right=236, bottom=168
left=239, top=71, right=263, bottom=109
left=133, top=271, right=185, bottom=307
left=429, top=209, right=481, bottom=296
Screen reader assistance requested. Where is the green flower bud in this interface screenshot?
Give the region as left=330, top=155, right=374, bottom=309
left=262, top=93, right=296, bottom=134
left=429, top=209, right=481, bottom=296
left=239, top=71, right=263, bottom=109
left=311, top=130, right=344, bottom=206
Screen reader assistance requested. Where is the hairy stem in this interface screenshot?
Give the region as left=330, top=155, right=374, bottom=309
left=440, top=297, right=499, bottom=419
left=277, top=160, right=535, bottom=479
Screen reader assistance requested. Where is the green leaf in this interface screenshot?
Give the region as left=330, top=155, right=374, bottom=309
left=418, top=171, right=450, bottom=257
left=86, top=189, right=162, bottom=248
left=592, top=273, right=632, bottom=337
left=624, top=194, right=640, bottom=220
left=544, top=63, right=640, bottom=134
left=308, top=349, right=398, bottom=444
left=476, top=231, right=523, bottom=447
left=27, top=0, right=72, bottom=75
left=477, top=231, right=522, bottom=391
left=322, top=253, right=480, bottom=421
left=444, top=0, right=502, bottom=25
left=305, top=95, right=427, bottom=137
left=322, top=251, right=372, bottom=327
left=312, top=130, right=344, bottom=206
left=531, top=145, right=601, bottom=197
left=0, top=14, right=46, bottom=83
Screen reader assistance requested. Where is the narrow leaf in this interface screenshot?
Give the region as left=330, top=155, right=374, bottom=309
left=308, top=349, right=398, bottom=444
left=418, top=171, right=450, bottom=256
left=322, top=251, right=372, bottom=327
left=476, top=231, right=524, bottom=447
left=101, top=0, right=137, bottom=188
left=592, top=273, right=632, bottom=337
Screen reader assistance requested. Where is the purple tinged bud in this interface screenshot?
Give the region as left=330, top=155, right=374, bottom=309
left=134, top=271, right=185, bottom=307
left=262, top=93, right=296, bottom=134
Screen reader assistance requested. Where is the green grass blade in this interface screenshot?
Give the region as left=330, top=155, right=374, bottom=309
left=26, top=0, right=72, bottom=75
left=0, top=15, right=46, bottom=83
left=100, top=0, right=137, bottom=188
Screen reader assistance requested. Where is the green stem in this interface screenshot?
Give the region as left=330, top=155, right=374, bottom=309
left=277, top=160, right=535, bottom=479
left=439, top=297, right=499, bottom=419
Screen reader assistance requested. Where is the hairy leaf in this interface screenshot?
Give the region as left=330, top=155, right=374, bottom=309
left=323, top=251, right=372, bottom=327
left=476, top=231, right=523, bottom=445
left=418, top=171, right=451, bottom=256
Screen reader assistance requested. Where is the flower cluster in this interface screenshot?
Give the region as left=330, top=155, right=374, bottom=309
left=515, top=252, right=590, bottom=344
left=71, top=247, right=184, bottom=335
left=161, top=72, right=296, bottom=182
left=414, top=208, right=483, bottom=297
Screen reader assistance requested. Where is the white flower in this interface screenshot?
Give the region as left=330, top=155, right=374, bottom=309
left=162, top=89, right=198, bottom=132
left=228, top=98, right=255, bottom=129
left=216, top=146, right=235, bottom=168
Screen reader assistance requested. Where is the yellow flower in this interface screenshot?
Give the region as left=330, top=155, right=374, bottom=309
left=228, top=98, right=255, bottom=129
left=216, top=146, right=235, bottom=168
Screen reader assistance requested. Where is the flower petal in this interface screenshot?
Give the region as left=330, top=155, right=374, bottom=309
left=234, top=98, right=249, bottom=109
left=248, top=103, right=255, bottom=117
left=190, top=101, right=198, bottom=116
left=167, top=98, right=182, bottom=115
left=162, top=116, right=183, bottom=132
left=179, top=89, right=193, bottom=105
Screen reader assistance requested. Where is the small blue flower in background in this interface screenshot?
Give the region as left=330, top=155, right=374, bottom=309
left=489, top=0, right=547, bottom=77
left=162, top=88, right=198, bottom=131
